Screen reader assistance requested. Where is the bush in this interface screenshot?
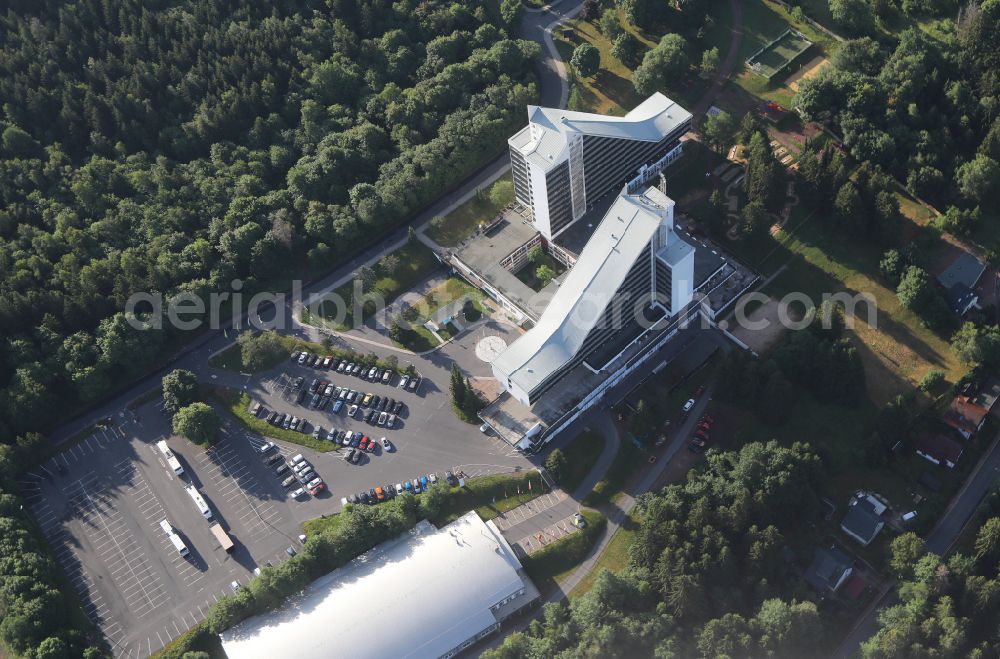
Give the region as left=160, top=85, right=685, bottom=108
left=920, top=369, right=945, bottom=392
left=172, top=403, right=220, bottom=446
left=237, top=331, right=288, bottom=372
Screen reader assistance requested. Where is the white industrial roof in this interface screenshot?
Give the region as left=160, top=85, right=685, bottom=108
left=492, top=187, right=674, bottom=395
left=509, top=93, right=692, bottom=172
left=219, top=513, right=529, bottom=659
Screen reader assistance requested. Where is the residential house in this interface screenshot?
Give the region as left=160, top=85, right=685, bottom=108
left=915, top=433, right=964, bottom=469
left=943, top=377, right=1000, bottom=439
left=840, top=495, right=885, bottom=547
left=804, top=545, right=855, bottom=594
left=936, top=251, right=986, bottom=316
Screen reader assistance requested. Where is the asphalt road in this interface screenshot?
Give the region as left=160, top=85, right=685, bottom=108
left=833, top=431, right=1000, bottom=658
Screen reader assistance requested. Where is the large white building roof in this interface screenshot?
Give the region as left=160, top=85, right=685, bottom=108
left=219, top=513, right=532, bottom=659
left=508, top=92, right=692, bottom=172
left=492, top=188, right=674, bottom=396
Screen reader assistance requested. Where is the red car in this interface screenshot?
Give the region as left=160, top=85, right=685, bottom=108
left=700, top=415, right=715, bottom=424
left=309, top=482, right=326, bottom=495
left=695, top=429, right=710, bottom=441
left=364, top=436, right=375, bottom=453
left=358, top=437, right=369, bottom=451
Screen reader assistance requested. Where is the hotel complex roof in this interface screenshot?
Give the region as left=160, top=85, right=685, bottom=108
left=491, top=187, right=673, bottom=396
left=509, top=93, right=692, bottom=172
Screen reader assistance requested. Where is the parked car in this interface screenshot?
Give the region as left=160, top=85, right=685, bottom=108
left=393, top=401, right=405, bottom=415
left=337, top=361, right=347, bottom=372
left=386, top=414, right=396, bottom=428
left=395, top=483, right=404, bottom=495
left=309, top=393, right=320, bottom=407
left=295, top=390, right=307, bottom=404
left=352, top=364, right=362, bottom=376
left=359, top=491, right=371, bottom=504
left=282, top=416, right=292, bottom=429
left=407, top=376, right=419, bottom=391
left=292, top=461, right=311, bottom=474
left=273, top=413, right=285, bottom=426
left=281, top=474, right=297, bottom=488
left=338, top=388, right=348, bottom=400
left=411, top=479, right=421, bottom=494
left=322, top=356, right=332, bottom=368
left=344, top=448, right=356, bottom=463
left=250, top=401, right=263, bottom=416
left=258, top=441, right=276, bottom=454
left=350, top=433, right=361, bottom=448
left=398, top=375, right=410, bottom=389
left=286, top=546, right=297, bottom=556
left=350, top=449, right=362, bottom=464
left=365, top=437, right=375, bottom=453
left=687, top=441, right=706, bottom=453
left=297, top=470, right=315, bottom=484
left=420, top=475, right=428, bottom=489
left=348, top=404, right=359, bottom=417
left=294, top=376, right=305, bottom=389
left=297, top=352, right=308, bottom=365
left=291, top=488, right=307, bottom=499
left=266, top=411, right=278, bottom=424
left=341, top=432, right=351, bottom=446
left=384, top=398, right=395, bottom=412
left=428, top=473, right=437, bottom=484
left=376, top=411, right=387, bottom=426
left=682, top=398, right=696, bottom=413
left=326, top=429, right=338, bottom=441
left=307, top=477, right=325, bottom=495
left=445, top=470, right=457, bottom=486
left=274, top=463, right=289, bottom=476
left=291, top=351, right=301, bottom=362
left=312, top=426, right=323, bottom=439
left=371, top=395, right=381, bottom=409
left=404, top=481, right=413, bottom=493
left=381, top=370, right=392, bottom=385
left=375, top=486, right=385, bottom=501
left=381, top=437, right=391, bottom=451
left=265, top=453, right=283, bottom=466
left=289, top=453, right=306, bottom=465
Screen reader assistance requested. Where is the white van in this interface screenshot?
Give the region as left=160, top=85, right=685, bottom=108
left=185, top=486, right=213, bottom=520
left=159, top=519, right=189, bottom=556
left=156, top=440, right=185, bottom=476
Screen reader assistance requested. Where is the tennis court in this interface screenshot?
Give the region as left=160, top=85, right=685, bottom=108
left=746, top=29, right=813, bottom=81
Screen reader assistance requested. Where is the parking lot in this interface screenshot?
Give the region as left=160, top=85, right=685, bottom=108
left=20, top=335, right=534, bottom=658
left=18, top=407, right=309, bottom=659
left=241, top=353, right=533, bottom=508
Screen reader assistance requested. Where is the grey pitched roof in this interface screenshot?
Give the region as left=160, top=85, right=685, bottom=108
left=510, top=93, right=692, bottom=173
left=492, top=188, right=673, bottom=395
left=804, top=546, right=853, bottom=592
left=840, top=499, right=884, bottom=545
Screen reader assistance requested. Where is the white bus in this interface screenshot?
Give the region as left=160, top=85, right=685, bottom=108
left=156, top=440, right=184, bottom=476
left=159, top=519, right=189, bottom=556
left=185, top=486, right=213, bottom=520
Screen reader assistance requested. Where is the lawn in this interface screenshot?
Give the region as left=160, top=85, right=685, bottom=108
left=584, top=437, right=642, bottom=506
left=569, top=509, right=642, bottom=599
left=310, top=240, right=440, bottom=331
left=558, top=431, right=605, bottom=492
left=764, top=212, right=965, bottom=404
left=391, top=277, right=486, bottom=352
left=514, top=252, right=565, bottom=291
left=522, top=509, right=606, bottom=590
left=425, top=178, right=513, bottom=247
left=211, top=388, right=339, bottom=452
left=553, top=7, right=712, bottom=115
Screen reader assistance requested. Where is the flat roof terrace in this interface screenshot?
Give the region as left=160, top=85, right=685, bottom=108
left=449, top=208, right=560, bottom=321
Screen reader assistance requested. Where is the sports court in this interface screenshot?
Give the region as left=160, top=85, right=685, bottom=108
left=746, top=29, right=813, bottom=81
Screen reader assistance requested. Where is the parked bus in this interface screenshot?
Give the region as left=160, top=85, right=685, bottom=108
left=185, top=486, right=212, bottom=520
left=156, top=440, right=184, bottom=476
left=209, top=523, right=235, bottom=552
left=158, top=519, right=189, bottom=556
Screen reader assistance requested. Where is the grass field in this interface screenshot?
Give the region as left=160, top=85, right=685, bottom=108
left=310, top=241, right=439, bottom=331
left=569, top=509, right=641, bottom=598
left=558, top=431, right=605, bottom=492
left=426, top=179, right=513, bottom=247
left=391, top=277, right=485, bottom=352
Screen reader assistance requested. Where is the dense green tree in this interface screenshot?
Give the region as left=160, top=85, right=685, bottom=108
left=571, top=43, right=601, bottom=79
left=172, top=402, right=220, bottom=446
left=951, top=323, right=1000, bottom=366
left=830, top=0, right=875, bottom=34
left=632, top=34, right=689, bottom=96
left=611, top=33, right=640, bottom=67
left=703, top=111, right=737, bottom=154
left=237, top=331, right=287, bottom=372
left=700, top=46, right=721, bottom=80
left=955, top=154, right=1000, bottom=203
left=544, top=448, right=568, bottom=484
left=162, top=369, right=200, bottom=415
left=599, top=8, right=624, bottom=39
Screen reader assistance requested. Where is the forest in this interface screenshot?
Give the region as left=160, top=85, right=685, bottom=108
left=0, top=0, right=538, bottom=441
left=483, top=441, right=830, bottom=658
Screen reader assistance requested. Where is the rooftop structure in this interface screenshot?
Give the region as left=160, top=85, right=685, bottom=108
left=937, top=251, right=986, bottom=316
left=840, top=496, right=885, bottom=547
left=219, top=513, right=539, bottom=659
left=942, top=379, right=999, bottom=439
left=804, top=545, right=854, bottom=594
left=491, top=187, right=692, bottom=406
left=509, top=93, right=692, bottom=241
left=915, top=433, right=964, bottom=469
